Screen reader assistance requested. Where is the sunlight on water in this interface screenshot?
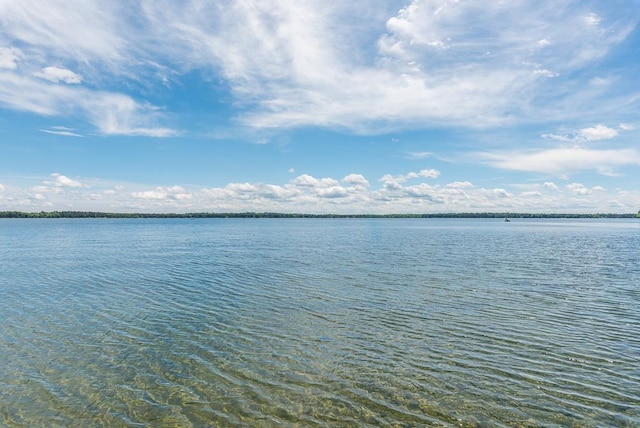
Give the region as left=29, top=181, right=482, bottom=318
left=0, top=218, right=639, bottom=426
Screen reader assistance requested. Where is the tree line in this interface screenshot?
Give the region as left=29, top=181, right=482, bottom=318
left=0, top=211, right=637, bottom=219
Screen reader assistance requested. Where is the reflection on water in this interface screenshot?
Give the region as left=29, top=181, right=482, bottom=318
left=0, top=218, right=639, bottom=426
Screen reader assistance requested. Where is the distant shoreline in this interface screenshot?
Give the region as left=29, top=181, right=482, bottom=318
left=0, top=211, right=638, bottom=219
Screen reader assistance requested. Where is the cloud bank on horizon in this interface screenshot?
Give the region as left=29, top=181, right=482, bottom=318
left=0, top=0, right=639, bottom=213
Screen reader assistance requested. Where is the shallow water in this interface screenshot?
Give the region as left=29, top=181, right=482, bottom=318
left=0, top=218, right=639, bottom=427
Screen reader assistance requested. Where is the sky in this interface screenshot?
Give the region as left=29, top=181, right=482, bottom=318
left=0, top=0, right=639, bottom=214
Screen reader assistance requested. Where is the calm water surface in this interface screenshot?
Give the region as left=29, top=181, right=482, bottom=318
left=0, top=218, right=639, bottom=427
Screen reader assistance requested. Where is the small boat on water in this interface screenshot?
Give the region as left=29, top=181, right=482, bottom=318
left=504, top=218, right=510, bottom=222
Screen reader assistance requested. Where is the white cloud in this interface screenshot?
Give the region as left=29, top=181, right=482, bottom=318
left=0, top=46, right=22, bottom=69
left=0, top=3, right=174, bottom=137
left=403, top=183, right=438, bottom=199
left=3, top=171, right=640, bottom=214
left=492, top=189, right=511, bottom=199
left=577, top=124, right=618, bottom=141
left=83, top=92, right=178, bottom=137
left=619, top=123, right=635, bottom=131
left=342, top=174, right=370, bottom=187
left=0, top=1, right=635, bottom=134
left=407, top=151, right=432, bottom=160
left=533, top=69, right=559, bottom=78
left=0, top=73, right=177, bottom=137
left=291, top=174, right=320, bottom=187
left=46, top=173, right=85, bottom=188
left=131, top=190, right=165, bottom=200
left=103, top=185, right=124, bottom=195
left=446, top=181, right=473, bottom=189
left=291, top=174, right=339, bottom=188
left=380, top=169, right=440, bottom=187
left=409, top=169, right=440, bottom=179
left=33, top=66, right=83, bottom=84
left=537, top=38, right=551, bottom=48
left=0, top=1, right=127, bottom=65
left=111, top=1, right=637, bottom=131
left=131, top=185, right=191, bottom=200
left=585, top=13, right=602, bottom=27
left=317, top=186, right=349, bottom=199
left=479, top=147, right=640, bottom=176
left=40, top=126, right=82, bottom=137
left=543, top=124, right=621, bottom=143
left=0, top=183, right=5, bottom=192
left=541, top=133, right=571, bottom=143
left=567, top=183, right=592, bottom=195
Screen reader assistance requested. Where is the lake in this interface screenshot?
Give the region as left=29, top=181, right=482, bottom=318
left=0, top=218, right=638, bottom=426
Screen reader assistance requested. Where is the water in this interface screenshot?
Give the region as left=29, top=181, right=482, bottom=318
left=0, top=218, right=638, bottom=427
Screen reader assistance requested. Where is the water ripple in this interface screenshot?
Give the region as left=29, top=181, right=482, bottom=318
left=1, top=218, right=639, bottom=426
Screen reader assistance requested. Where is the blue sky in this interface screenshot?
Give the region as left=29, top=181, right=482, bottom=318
left=1, top=0, right=639, bottom=213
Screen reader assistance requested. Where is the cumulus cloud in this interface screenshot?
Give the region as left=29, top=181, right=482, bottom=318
left=380, top=169, right=440, bottom=185
left=342, top=173, right=370, bottom=187
left=46, top=173, right=85, bottom=188
left=317, top=186, right=349, bottom=199
left=492, top=189, right=512, bottom=199
left=446, top=181, right=473, bottom=189
left=2, top=170, right=639, bottom=213
left=33, top=66, right=83, bottom=84
left=132, top=185, right=191, bottom=200
left=409, top=169, right=440, bottom=179
left=566, top=183, right=605, bottom=195
left=567, top=183, right=593, bottom=195
left=291, top=174, right=339, bottom=188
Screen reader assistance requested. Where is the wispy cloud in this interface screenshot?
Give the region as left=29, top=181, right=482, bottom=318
left=0, top=1, right=128, bottom=65
left=1, top=1, right=636, bottom=135
left=40, top=126, right=83, bottom=137
left=478, top=147, right=640, bottom=176
left=0, top=72, right=177, bottom=137
left=479, top=120, right=640, bottom=177
left=0, top=46, right=23, bottom=69
left=543, top=124, right=621, bottom=143
left=406, top=151, right=433, bottom=160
